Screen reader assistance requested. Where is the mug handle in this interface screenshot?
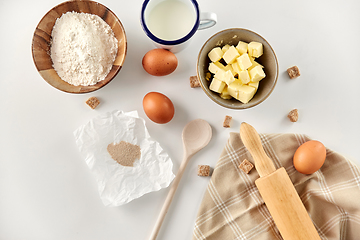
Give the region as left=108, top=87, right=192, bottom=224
left=198, top=12, right=217, bottom=30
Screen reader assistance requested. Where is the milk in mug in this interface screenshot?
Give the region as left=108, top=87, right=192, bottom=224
left=141, top=0, right=217, bottom=52
left=146, top=0, right=196, bottom=41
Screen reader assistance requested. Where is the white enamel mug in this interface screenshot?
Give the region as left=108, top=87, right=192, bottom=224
left=141, top=0, right=217, bottom=52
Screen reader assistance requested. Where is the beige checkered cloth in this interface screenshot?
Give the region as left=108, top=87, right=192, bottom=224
left=193, top=133, right=360, bottom=240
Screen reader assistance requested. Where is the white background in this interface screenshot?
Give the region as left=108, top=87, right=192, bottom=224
left=1, top=0, right=359, bottom=239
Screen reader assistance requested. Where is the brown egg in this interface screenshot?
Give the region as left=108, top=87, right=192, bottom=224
left=143, top=92, right=175, bottom=124
left=142, top=49, right=178, bottom=76
left=293, top=140, right=326, bottom=174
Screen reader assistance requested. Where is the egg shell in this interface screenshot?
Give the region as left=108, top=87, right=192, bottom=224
left=293, top=140, right=326, bottom=175
left=143, top=92, right=175, bottom=124
left=142, top=49, right=178, bottom=76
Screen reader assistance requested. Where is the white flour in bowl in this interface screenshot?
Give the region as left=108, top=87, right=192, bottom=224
left=50, top=12, right=118, bottom=86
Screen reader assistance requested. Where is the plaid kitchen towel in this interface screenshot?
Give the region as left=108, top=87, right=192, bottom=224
left=193, top=132, right=360, bottom=240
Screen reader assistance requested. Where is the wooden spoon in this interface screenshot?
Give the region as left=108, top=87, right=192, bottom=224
left=149, top=119, right=212, bottom=240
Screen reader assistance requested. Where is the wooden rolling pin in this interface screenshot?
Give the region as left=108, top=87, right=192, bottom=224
left=240, top=122, right=321, bottom=240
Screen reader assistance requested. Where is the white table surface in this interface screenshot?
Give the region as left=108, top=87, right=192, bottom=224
left=1, top=0, right=360, bottom=239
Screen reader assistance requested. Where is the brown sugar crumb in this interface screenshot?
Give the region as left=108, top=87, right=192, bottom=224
left=190, top=75, right=201, bottom=88
left=287, top=66, right=300, bottom=79
left=223, top=115, right=232, bottom=128
left=107, top=141, right=141, bottom=167
left=198, top=165, right=211, bottom=177
left=86, top=97, right=100, bottom=109
left=239, top=159, right=254, bottom=174
left=288, top=109, right=299, bottom=122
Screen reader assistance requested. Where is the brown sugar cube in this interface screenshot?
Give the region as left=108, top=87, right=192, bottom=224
left=238, top=159, right=254, bottom=174
left=288, top=109, right=299, bottom=122
left=190, top=75, right=201, bottom=88
left=287, top=66, right=300, bottom=79
left=198, top=165, right=211, bottom=177
left=223, top=115, right=232, bottom=128
left=86, top=97, right=100, bottom=109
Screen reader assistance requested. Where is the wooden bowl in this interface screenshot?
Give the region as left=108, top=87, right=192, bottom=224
left=197, top=28, right=278, bottom=109
left=32, top=0, right=127, bottom=93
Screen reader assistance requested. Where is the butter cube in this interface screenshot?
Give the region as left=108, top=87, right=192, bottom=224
left=248, top=57, right=263, bottom=71
left=224, top=64, right=236, bottom=76
left=236, top=41, right=248, bottom=54
left=231, top=62, right=242, bottom=75
left=209, top=77, right=226, bottom=93
left=236, top=53, right=252, bottom=70
left=249, top=66, right=266, bottom=82
left=248, top=42, right=263, bottom=58
left=237, top=85, right=256, bottom=103
left=223, top=70, right=235, bottom=85
left=223, top=46, right=240, bottom=64
left=238, top=70, right=250, bottom=84
left=220, top=86, right=232, bottom=100
left=227, top=79, right=243, bottom=99
left=247, top=81, right=259, bottom=90
left=208, top=47, right=224, bottom=62
left=208, top=62, right=225, bottom=74
left=214, top=69, right=226, bottom=82
left=205, top=72, right=212, bottom=81
left=222, top=44, right=231, bottom=53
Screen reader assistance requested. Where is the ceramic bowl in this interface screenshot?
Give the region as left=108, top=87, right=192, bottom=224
left=197, top=28, right=278, bottom=109
left=31, top=0, right=127, bottom=94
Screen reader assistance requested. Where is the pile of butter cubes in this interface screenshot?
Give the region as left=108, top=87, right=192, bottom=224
left=207, top=41, right=265, bottom=104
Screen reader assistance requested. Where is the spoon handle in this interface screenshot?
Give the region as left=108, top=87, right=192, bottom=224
left=149, top=155, right=190, bottom=240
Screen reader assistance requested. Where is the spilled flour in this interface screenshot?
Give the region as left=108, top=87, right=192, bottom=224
left=50, top=12, right=118, bottom=86
left=107, top=141, right=141, bottom=167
